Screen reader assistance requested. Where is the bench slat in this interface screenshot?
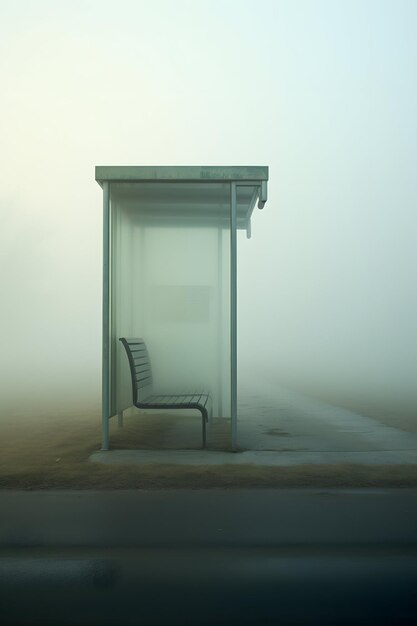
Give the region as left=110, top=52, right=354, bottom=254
left=133, top=356, right=150, bottom=363
left=130, top=346, right=148, bottom=354
left=145, top=394, right=165, bottom=404
left=143, top=393, right=210, bottom=407
left=135, top=361, right=149, bottom=369
left=134, top=363, right=151, bottom=372
left=123, top=338, right=146, bottom=345
left=137, top=376, right=153, bottom=387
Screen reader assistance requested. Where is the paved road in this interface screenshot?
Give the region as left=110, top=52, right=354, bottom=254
left=1, top=489, right=417, bottom=625
left=1, top=488, right=417, bottom=547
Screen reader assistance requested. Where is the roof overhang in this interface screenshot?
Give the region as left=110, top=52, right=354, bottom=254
left=96, top=166, right=269, bottom=234
left=95, top=165, right=268, bottom=185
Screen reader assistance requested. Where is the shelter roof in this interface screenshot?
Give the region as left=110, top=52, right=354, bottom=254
left=95, top=166, right=268, bottom=184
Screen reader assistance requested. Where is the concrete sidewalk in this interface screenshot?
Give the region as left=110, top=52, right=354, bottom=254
left=91, top=447, right=417, bottom=466
left=92, top=383, right=417, bottom=466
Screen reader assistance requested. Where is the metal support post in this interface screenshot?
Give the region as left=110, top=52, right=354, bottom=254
left=102, top=182, right=110, bottom=451
left=217, top=226, right=223, bottom=420
left=230, top=183, right=238, bottom=450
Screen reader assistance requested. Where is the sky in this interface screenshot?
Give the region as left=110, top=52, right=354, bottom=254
left=1, top=0, right=416, bottom=421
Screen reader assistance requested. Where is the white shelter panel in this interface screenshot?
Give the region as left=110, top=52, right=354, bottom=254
left=109, top=182, right=231, bottom=420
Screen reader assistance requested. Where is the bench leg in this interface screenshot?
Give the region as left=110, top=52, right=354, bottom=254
left=117, top=411, right=124, bottom=428
left=202, top=409, right=207, bottom=449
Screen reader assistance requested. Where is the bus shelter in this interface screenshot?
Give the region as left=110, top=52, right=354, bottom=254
left=96, top=166, right=268, bottom=451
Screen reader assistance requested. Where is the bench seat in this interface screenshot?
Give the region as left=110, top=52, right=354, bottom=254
left=140, top=393, right=210, bottom=410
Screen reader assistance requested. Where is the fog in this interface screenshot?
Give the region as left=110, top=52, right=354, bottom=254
left=1, top=0, right=416, bottom=425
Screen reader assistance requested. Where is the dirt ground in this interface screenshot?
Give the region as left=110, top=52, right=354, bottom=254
left=0, top=409, right=417, bottom=489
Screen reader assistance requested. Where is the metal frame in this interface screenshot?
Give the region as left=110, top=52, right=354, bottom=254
left=230, top=183, right=238, bottom=450
left=102, top=182, right=110, bottom=451
left=229, top=181, right=267, bottom=449
left=96, top=166, right=267, bottom=184
left=98, top=167, right=268, bottom=452
left=217, top=226, right=223, bottom=420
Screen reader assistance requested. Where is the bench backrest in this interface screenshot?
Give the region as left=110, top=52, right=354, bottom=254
left=119, top=338, right=153, bottom=404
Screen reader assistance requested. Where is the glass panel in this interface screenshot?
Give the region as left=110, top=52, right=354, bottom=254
left=109, top=182, right=231, bottom=447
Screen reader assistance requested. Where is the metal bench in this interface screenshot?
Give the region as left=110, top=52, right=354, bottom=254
left=119, top=338, right=211, bottom=448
